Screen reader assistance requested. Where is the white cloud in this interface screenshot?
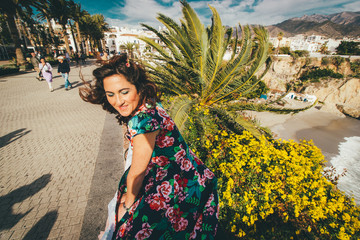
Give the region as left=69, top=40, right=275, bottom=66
left=107, top=0, right=360, bottom=29
left=109, top=0, right=183, bottom=28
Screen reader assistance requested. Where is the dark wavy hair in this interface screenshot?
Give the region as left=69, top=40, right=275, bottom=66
left=79, top=54, right=160, bottom=125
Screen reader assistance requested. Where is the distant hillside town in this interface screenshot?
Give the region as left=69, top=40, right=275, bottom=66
left=100, top=26, right=359, bottom=58
left=49, top=11, right=360, bottom=58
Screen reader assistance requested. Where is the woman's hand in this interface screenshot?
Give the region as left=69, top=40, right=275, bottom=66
left=116, top=193, right=127, bottom=222
left=120, top=193, right=127, bottom=204
left=117, top=202, right=127, bottom=222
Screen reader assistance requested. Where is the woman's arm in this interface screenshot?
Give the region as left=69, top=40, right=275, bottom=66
left=119, top=130, right=159, bottom=218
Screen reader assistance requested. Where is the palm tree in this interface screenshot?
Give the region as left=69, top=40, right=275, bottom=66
left=68, top=1, right=86, bottom=53
left=78, top=13, right=108, bottom=54
left=48, top=0, right=72, bottom=54
left=79, top=13, right=93, bottom=55
left=120, top=42, right=138, bottom=58
left=36, top=1, right=56, bottom=46
left=139, top=0, right=271, bottom=137
left=92, top=14, right=109, bottom=52
left=0, top=0, right=45, bottom=65
left=17, top=9, right=46, bottom=53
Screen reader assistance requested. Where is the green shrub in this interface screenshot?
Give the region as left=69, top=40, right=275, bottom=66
left=0, top=64, right=20, bottom=76
left=331, top=56, right=345, bottom=70
left=300, top=68, right=343, bottom=82
left=279, top=47, right=290, bottom=55
left=350, top=60, right=360, bottom=77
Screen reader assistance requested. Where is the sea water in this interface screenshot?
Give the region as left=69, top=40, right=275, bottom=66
left=295, top=116, right=360, bottom=205
left=330, top=136, right=360, bottom=205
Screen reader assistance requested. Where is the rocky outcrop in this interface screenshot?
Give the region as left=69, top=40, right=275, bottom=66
left=304, top=78, right=360, bottom=118
left=262, top=56, right=301, bottom=91
left=261, top=57, right=360, bottom=118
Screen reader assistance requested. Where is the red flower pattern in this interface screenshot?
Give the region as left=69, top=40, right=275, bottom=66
left=156, top=134, right=175, bottom=148
left=135, top=223, right=153, bottom=240
left=180, top=158, right=194, bottom=171
left=152, top=155, right=169, bottom=167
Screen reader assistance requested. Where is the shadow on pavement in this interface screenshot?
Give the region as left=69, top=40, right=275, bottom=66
left=54, top=80, right=81, bottom=91
left=0, top=128, right=31, bottom=149
left=22, top=210, right=58, bottom=240
left=0, top=174, right=52, bottom=230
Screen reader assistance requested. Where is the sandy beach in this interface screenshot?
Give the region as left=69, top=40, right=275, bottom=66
left=245, top=107, right=360, bottom=162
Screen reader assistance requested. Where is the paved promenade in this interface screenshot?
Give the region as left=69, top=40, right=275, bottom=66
left=0, top=61, right=124, bottom=240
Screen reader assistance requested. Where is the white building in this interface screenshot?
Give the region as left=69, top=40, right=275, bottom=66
left=104, top=27, right=162, bottom=56
left=269, top=34, right=356, bottom=54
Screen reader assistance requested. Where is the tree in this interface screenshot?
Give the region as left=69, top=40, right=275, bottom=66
left=331, top=56, right=345, bottom=71
left=320, top=41, right=329, bottom=54
left=91, top=14, right=109, bottom=52
left=139, top=0, right=271, bottom=137
left=68, top=0, right=86, bottom=53
left=336, top=41, right=360, bottom=55
left=48, top=0, right=72, bottom=54
left=120, top=42, right=138, bottom=58
left=36, top=1, right=56, bottom=47
left=0, top=0, right=45, bottom=65
left=0, top=14, right=12, bottom=45
left=78, top=13, right=108, bottom=54
left=78, top=12, right=93, bottom=55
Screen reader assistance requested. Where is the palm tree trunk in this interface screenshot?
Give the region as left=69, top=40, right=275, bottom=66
left=85, top=36, right=90, bottom=56
left=75, top=21, right=83, bottom=53
left=61, top=24, right=71, bottom=54
left=6, top=13, right=25, bottom=65
left=46, top=17, right=55, bottom=41
left=23, top=22, right=38, bottom=50
left=68, top=20, right=78, bottom=53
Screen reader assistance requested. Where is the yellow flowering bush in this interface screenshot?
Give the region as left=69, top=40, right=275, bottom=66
left=202, top=131, right=360, bottom=239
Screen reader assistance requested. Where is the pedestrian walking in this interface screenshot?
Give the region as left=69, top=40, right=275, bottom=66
left=57, top=56, right=72, bottom=91
left=79, top=54, right=219, bottom=240
left=30, top=52, right=43, bottom=81
left=39, top=57, right=54, bottom=92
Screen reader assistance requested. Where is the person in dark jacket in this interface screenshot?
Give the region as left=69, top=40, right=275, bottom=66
left=57, top=56, right=72, bottom=90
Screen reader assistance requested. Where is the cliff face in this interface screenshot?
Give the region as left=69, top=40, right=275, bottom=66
left=304, top=78, right=360, bottom=118
left=262, top=57, right=360, bottom=118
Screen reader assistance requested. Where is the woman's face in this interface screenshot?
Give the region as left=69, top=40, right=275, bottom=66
left=40, top=59, right=45, bottom=64
left=103, top=74, right=140, bottom=117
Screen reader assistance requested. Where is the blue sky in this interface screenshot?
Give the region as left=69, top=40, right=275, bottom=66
left=75, top=0, right=360, bottom=29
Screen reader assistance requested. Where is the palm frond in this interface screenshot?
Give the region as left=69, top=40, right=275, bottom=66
left=211, top=26, right=270, bottom=103
left=203, top=25, right=252, bottom=103
left=205, top=5, right=226, bottom=94
left=180, top=0, right=207, bottom=87
left=156, top=14, right=193, bottom=64
left=168, top=95, right=197, bottom=131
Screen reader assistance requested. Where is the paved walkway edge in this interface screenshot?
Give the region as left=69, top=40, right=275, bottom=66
left=79, top=113, right=124, bottom=239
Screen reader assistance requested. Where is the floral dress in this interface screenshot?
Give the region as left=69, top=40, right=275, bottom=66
left=113, top=103, right=219, bottom=240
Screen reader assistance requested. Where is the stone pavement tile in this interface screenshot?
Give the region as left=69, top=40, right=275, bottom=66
left=0, top=231, right=14, bottom=240
left=8, top=228, right=25, bottom=240
left=0, top=62, right=108, bottom=239
left=47, top=227, right=61, bottom=239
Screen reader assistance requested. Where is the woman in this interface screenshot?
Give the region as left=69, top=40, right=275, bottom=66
left=80, top=54, right=219, bottom=239
left=39, top=58, right=53, bottom=92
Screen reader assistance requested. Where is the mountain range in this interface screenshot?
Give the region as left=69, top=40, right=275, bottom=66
left=266, top=11, right=360, bottom=39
